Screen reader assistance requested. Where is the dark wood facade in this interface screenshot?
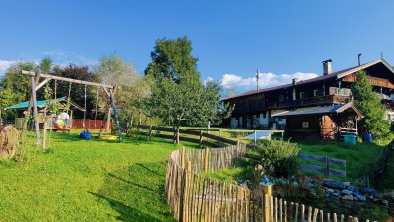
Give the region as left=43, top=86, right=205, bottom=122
left=223, top=59, right=394, bottom=130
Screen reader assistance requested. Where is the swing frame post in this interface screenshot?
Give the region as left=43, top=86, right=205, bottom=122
left=21, top=70, right=124, bottom=143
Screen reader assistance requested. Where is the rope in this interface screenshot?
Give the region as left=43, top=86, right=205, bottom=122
left=83, top=85, right=87, bottom=129
left=66, top=82, right=72, bottom=113
left=94, top=87, right=99, bottom=129
left=54, top=80, right=57, bottom=100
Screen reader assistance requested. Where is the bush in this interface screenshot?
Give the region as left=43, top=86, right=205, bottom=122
left=256, top=140, right=301, bottom=178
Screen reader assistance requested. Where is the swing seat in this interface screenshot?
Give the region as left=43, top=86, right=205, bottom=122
left=80, top=131, right=92, bottom=139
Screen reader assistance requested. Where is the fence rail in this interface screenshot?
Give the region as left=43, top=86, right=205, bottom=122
left=299, top=153, right=347, bottom=178
left=165, top=144, right=370, bottom=222
left=137, top=125, right=238, bottom=147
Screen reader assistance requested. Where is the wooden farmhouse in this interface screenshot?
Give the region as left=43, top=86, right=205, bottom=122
left=222, top=58, right=394, bottom=139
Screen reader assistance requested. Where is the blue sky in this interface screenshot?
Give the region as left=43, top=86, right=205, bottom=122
left=1, top=1, right=393, bottom=93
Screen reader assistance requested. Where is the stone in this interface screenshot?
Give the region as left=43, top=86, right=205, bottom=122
left=292, top=181, right=298, bottom=186
left=341, top=189, right=353, bottom=195
left=330, top=192, right=339, bottom=198
left=322, top=180, right=347, bottom=190
left=347, top=186, right=360, bottom=193
left=342, top=195, right=354, bottom=201
left=326, top=189, right=334, bottom=193
left=359, top=187, right=378, bottom=196
left=382, top=200, right=389, bottom=206
left=307, top=182, right=314, bottom=188
left=355, top=194, right=366, bottom=201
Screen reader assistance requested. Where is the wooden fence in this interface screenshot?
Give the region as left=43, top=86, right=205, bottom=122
left=165, top=144, right=371, bottom=222
left=71, top=119, right=108, bottom=129
left=299, top=153, right=347, bottom=178
left=137, top=125, right=238, bottom=147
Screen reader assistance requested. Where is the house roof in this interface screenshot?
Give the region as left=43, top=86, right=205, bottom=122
left=223, top=58, right=394, bottom=101
left=272, top=102, right=363, bottom=118
left=5, top=97, right=86, bottom=111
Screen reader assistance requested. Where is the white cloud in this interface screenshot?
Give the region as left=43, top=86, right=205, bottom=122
left=0, top=60, right=17, bottom=75
left=220, top=71, right=319, bottom=91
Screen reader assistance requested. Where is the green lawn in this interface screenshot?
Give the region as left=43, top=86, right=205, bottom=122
left=297, top=140, right=386, bottom=182
left=0, top=131, right=196, bottom=222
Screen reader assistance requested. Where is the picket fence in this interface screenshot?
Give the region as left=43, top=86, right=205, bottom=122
left=165, top=144, right=372, bottom=222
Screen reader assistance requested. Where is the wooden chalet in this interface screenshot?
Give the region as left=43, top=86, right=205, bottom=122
left=222, top=58, right=394, bottom=138
left=272, top=103, right=363, bottom=140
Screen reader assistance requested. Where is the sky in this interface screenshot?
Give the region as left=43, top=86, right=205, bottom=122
left=1, top=1, right=394, bottom=94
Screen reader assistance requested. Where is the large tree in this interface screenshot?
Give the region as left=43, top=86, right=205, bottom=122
left=0, top=61, right=37, bottom=103
left=145, top=37, right=233, bottom=127
left=95, top=54, right=150, bottom=126
left=351, top=71, right=390, bottom=137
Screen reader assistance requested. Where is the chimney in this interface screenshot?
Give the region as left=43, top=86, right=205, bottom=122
left=322, top=59, right=332, bottom=75
left=292, top=78, right=297, bottom=85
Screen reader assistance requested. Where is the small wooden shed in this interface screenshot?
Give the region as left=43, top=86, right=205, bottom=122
left=272, top=102, right=363, bottom=140
left=5, top=97, right=85, bottom=129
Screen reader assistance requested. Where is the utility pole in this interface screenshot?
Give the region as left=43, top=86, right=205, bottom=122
left=256, top=69, right=259, bottom=91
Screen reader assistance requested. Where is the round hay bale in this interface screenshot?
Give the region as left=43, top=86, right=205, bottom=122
left=0, top=126, right=18, bottom=160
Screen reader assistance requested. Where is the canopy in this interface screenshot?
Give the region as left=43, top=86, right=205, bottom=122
left=5, top=97, right=85, bottom=111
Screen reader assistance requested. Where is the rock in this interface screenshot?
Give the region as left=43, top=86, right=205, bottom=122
left=307, top=182, right=314, bottom=188
left=330, top=192, right=339, bottom=198
left=382, top=200, right=389, bottom=206
left=341, top=189, right=353, bottom=195
left=326, top=189, right=334, bottom=193
left=342, top=195, right=354, bottom=201
left=322, top=181, right=347, bottom=190
left=347, top=186, right=360, bottom=193
left=355, top=194, right=366, bottom=201
left=292, top=181, right=298, bottom=187
left=359, top=187, right=378, bottom=196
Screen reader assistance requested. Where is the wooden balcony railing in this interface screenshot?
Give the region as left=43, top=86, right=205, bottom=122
left=268, top=94, right=350, bottom=109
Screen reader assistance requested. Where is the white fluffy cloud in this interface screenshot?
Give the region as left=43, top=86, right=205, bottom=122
left=220, top=71, right=319, bottom=91
left=0, top=60, right=17, bottom=75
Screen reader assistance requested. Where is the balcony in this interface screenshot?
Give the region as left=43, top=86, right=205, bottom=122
left=268, top=94, right=350, bottom=110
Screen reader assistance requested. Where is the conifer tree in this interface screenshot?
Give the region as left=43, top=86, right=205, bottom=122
left=351, top=71, right=389, bottom=138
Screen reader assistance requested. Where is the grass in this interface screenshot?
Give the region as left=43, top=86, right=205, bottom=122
left=297, top=140, right=386, bottom=182
left=0, top=130, right=198, bottom=222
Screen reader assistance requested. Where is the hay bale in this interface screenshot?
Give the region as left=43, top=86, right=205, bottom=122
left=0, top=126, right=18, bottom=159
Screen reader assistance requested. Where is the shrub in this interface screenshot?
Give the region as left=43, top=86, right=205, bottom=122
left=256, top=140, right=301, bottom=178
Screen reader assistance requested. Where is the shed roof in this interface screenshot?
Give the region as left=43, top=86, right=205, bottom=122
left=272, top=102, right=363, bottom=118
left=5, top=97, right=85, bottom=111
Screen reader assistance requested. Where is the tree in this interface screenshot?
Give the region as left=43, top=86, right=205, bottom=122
left=0, top=61, right=37, bottom=103
left=51, top=64, right=99, bottom=118
left=351, top=71, right=390, bottom=137
left=95, top=54, right=149, bottom=126
left=0, top=88, right=14, bottom=122
left=145, top=37, right=233, bottom=127
left=39, top=57, right=53, bottom=73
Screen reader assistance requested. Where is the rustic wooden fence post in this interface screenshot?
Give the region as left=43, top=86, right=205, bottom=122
left=204, top=147, right=209, bottom=172
left=148, top=125, right=152, bottom=139
left=176, top=128, right=180, bottom=144
left=183, top=161, right=192, bottom=222
left=181, top=147, right=186, bottom=169
left=199, top=130, right=203, bottom=148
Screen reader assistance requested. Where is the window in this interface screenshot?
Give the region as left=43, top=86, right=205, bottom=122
left=300, top=92, right=305, bottom=99
left=302, top=121, right=309, bottom=128
left=278, top=95, right=284, bottom=102
left=313, top=89, right=321, bottom=97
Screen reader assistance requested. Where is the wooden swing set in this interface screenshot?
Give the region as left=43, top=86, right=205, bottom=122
left=21, top=70, right=123, bottom=144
